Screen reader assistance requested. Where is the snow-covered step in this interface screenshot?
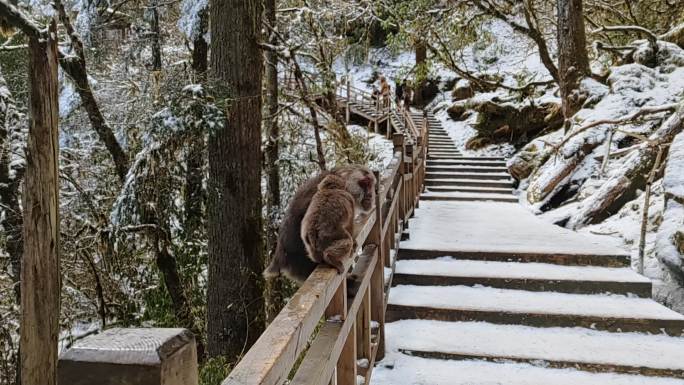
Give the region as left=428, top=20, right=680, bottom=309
left=426, top=172, right=511, bottom=181
left=425, top=178, right=514, bottom=188
left=371, top=354, right=684, bottom=385
left=427, top=165, right=508, bottom=173
left=427, top=159, right=507, bottom=167
left=426, top=185, right=513, bottom=194
left=383, top=320, right=684, bottom=378
left=398, top=200, right=629, bottom=267
left=393, top=258, right=652, bottom=296
left=420, top=191, right=518, bottom=203
left=429, top=155, right=507, bottom=161
left=386, top=285, right=684, bottom=335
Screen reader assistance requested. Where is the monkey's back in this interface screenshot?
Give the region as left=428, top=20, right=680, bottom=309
left=301, top=189, right=355, bottom=262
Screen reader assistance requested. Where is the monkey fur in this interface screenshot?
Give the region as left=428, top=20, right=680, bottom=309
left=263, top=165, right=376, bottom=282
left=300, top=174, right=356, bottom=273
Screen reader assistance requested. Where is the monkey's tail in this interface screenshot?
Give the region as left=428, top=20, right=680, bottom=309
left=263, top=242, right=285, bottom=279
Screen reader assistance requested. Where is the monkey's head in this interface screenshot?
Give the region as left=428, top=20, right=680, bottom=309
left=334, top=165, right=376, bottom=212
left=318, top=174, right=347, bottom=191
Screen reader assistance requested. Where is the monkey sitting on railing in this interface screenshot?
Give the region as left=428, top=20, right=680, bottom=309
left=263, top=165, right=376, bottom=283
left=301, top=175, right=356, bottom=273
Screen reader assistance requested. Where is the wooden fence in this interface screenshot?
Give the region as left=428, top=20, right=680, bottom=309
left=223, top=114, right=428, bottom=385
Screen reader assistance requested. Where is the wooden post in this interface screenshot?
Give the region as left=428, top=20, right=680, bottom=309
left=345, top=76, right=351, bottom=123
left=393, top=134, right=406, bottom=222
left=58, top=328, right=199, bottom=385
left=366, top=171, right=385, bottom=361
left=406, top=144, right=415, bottom=215
left=21, top=21, right=60, bottom=385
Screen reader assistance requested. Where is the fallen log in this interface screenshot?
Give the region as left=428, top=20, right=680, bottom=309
left=566, top=102, right=684, bottom=229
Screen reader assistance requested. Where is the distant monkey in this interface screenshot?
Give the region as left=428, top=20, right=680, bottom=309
left=263, top=165, right=376, bottom=282
left=301, top=175, right=356, bottom=273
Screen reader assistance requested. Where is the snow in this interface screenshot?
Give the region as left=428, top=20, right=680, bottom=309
left=384, top=320, right=684, bottom=370
left=178, top=0, right=208, bottom=42
left=395, top=257, right=650, bottom=283
left=663, top=131, right=684, bottom=200
left=371, top=352, right=684, bottom=385
left=388, top=284, right=684, bottom=320
left=400, top=200, right=626, bottom=257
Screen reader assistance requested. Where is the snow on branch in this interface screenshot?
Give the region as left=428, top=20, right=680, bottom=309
left=592, top=25, right=658, bottom=43
left=0, top=0, right=44, bottom=39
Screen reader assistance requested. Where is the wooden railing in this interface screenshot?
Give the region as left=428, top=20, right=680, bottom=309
left=223, top=109, right=429, bottom=385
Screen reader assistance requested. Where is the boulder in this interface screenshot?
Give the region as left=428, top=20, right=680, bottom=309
left=471, top=101, right=563, bottom=147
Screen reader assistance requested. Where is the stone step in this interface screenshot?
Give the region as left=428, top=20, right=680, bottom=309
left=426, top=185, right=514, bottom=194
left=384, top=320, right=684, bottom=379
left=427, top=165, right=509, bottom=173
left=393, top=258, right=652, bottom=297
left=425, top=178, right=515, bottom=188
left=386, top=285, right=684, bottom=335
left=426, top=172, right=512, bottom=181
left=372, top=354, right=684, bottom=385
left=420, top=192, right=518, bottom=203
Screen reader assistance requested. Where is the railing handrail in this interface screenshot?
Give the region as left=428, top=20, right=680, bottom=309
left=223, top=82, right=429, bottom=384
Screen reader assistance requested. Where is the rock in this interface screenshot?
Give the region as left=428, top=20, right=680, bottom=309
left=507, top=143, right=548, bottom=181
left=446, top=102, right=468, bottom=120
left=465, top=137, right=492, bottom=150
left=471, top=101, right=563, bottom=147
left=451, top=79, right=474, bottom=101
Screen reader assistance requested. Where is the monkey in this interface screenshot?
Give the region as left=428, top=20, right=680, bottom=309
left=263, top=165, right=376, bottom=283
left=300, top=175, right=356, bottom=273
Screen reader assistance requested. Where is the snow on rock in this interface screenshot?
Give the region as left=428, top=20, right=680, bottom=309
left=657, top=131, right=684, bottom=282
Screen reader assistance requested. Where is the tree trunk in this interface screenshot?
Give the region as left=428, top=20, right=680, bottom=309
left=207, top=0, right=265, bottom=361
left=567, top=103, right=684, bottom=228
left=413, top=40, right=427, bottom=106
left=21, top=24, right=60, bottom=385
left=53, top=0, right=129, bottom=182
left=190, top=8, right=208, bottom=75
left=149, top=0, right=162, bottom=72
left=263, top=0, right=288, bottom=322
left=557, top=0, right=590, bottom=119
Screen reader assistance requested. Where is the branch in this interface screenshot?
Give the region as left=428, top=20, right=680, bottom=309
left=554, top=103, right=678, bottom=151
left=592, top=25, right=658, bottom=43
left=0, top=0, right=44, bottom=39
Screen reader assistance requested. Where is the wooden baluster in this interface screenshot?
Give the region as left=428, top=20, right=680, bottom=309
left=393, top=134, right=406, bottom=223
left=345, top=77, right=351, bottom=123
left=366, top=171, right=386, bottom=362
left=406, top=143, right=415, bottom=215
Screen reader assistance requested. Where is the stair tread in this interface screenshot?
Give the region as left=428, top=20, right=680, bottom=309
left=426, top=185, right=513, bottom=193
left=420, top=192, right=516, bottom=201
left=388, top=285, right=684, bottom=321
left=386, top=320, right=684, bottom=371
left=372, top=355, right=684, bottom=385
left=395, top=258, right=651, bottom=284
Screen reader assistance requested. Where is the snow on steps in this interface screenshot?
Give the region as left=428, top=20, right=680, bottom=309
left=371, top=354, right=684, bottom=385
left=393, top=258, right=651, bottom=296
left=426, top=185, right=513, bottom=194
left=386, top=285, right=684, bottom=335
left=385, top=320, right=684, bottom=378
left=420, top=191, right=518, bottom=203
left=425, top=171, right=512, bottom=180
left=399, top=201, right=630, bottom=267
left=425, top=178, right=515, bottom=188
left=427, top=159, right=507, bottom=166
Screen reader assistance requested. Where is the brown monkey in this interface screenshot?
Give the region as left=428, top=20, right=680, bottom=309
left=263, top=165, right=376, bottom=282
left=301, top=175, right=356, bottom=273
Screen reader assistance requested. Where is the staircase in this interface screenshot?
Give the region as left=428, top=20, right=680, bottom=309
left=371, top=115, right=684, bottom=385
left=422, top=113, right=517, bottom=203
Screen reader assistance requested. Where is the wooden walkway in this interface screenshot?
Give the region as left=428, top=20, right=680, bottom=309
left=371, top=118, right=684, bottom=384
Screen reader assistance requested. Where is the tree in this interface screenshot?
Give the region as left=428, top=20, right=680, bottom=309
left=557, top=0, right=590, bottom=120
left=263, top=0, right=289, bottom=322
left=207, top=0, right=265, bottom=360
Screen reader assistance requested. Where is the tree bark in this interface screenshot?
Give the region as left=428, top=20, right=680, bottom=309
left=21, top=23, right=60, bottom=385
left=190, top=8, right=208, bottom=75
left=567, top=102, right=684, bottom=228
left=557, top=0, right=590, bottom=119
left=149, top=0, right=162, bottom=72
left=413, top=40, right=427, bottom=106
left=207, top=0, right=265, bottom=360
left=263, top=0, right=288, bottom=322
